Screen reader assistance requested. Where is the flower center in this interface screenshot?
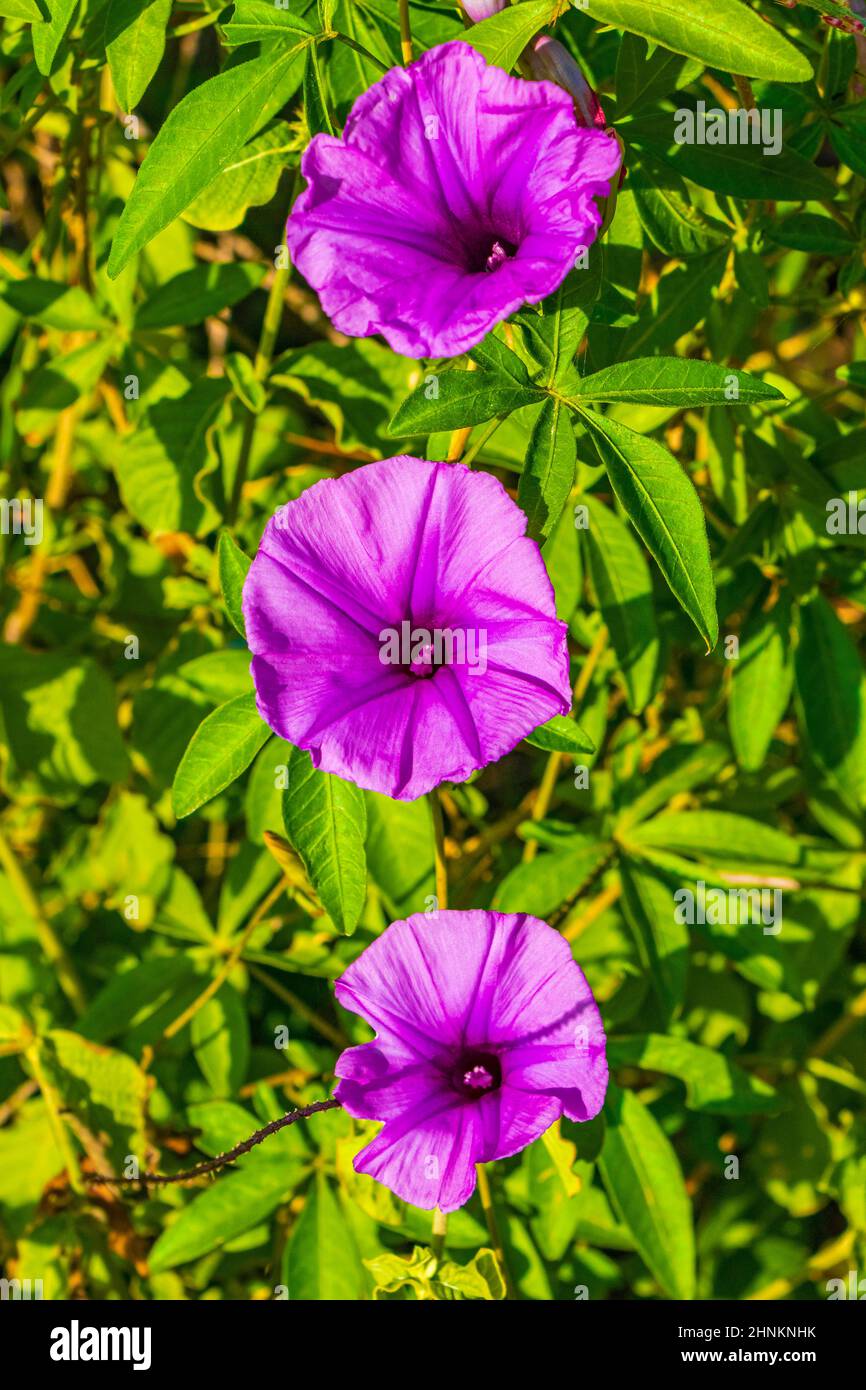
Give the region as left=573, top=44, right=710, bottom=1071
left=408, top=640, right=438, bottom=679
left=451, top=1049, right=502, bottom=1098
left=484, top=238, right=516, bottom=273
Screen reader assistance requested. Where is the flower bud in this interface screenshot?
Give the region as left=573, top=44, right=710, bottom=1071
left=459, top=0, right=508, bottom=21
left=522, top=36, right=606, bottom=128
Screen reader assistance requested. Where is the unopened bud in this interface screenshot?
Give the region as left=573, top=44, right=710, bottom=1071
left=523, top=36, right=606, bottom=129
left=459, top=0, right=507, bottom=21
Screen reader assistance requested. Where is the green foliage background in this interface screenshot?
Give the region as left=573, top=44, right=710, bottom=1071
left=1, top=0, right=865, bottom=1301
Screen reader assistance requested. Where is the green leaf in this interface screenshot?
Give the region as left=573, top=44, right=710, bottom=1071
left=583, top=496, right=658, bottom=713
left=0, top=0, right=44, bottom=17
left=571, top=358, right=782, bottom=407
left=32, top=0, right=77, bottom=75
left=388, top=368, right=539, bottom=436
left=114, top=378, right=229, bottom=536
left=273, top=339, right=419, bottom=451
left=765, top=213, right=858, bottom=257
left=469, top=333, right=533, bottom=388
left=285, top=1174, right=365, bottom=1300
left=607, top=1036, right=779, bottom=1115
left=618, top=854, right=688, bottom=1020
left=149, top=1150, right=306, bottom=1271
left=281, top=746, right=368, bottom=934
left=629, top=810, right=802, bottom=868
left=108, top=43, right=309, bottom=276
left=43, top=1030, right=148, bottom=1168
left=619, top=253, right=725, bottom=359
left=191, top=985, right=250, bottom=1097
left=221, top=0, right=317, bottom=46
left=182, top=122, right=295, bottom=233
left=172, top=693, right=271, bottom=818
left=518, top=397, right=576, bottom=541
left=581, top=412, right=718, bottom=649
left=615, top=32, right=704, bottom=119
left=630, top=157, right=730, bottom=258
left=599, top=1083, right=695, bottom=1300
left=135, top=262, right=266, bottom=330
left=795, top=594, right=866, bottom=807
left=729, top=598, right=793, bottom=771
left=0, top=277, right=109, bottom=332
left=304, top=41, right=335, bottom=137
left=524, top=715, right=596, bottom=755
left=584, top=0, right=811, bottom=82
left=458, top=0, right=556, bottom=73
left=218, top=530, right=252, bottom=639
left=628, top=119, right=832, bottom=201
left=517, top=253, right=603, bottom=387
left=493, top=835, right=609, bottom=916
left=0, top=646, right=129, bottom=794
left=17, top=339, right=116, bottom=439
left=105, top=0, right=173, bottom=112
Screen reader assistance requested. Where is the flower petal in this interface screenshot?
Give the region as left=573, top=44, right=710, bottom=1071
left=352, top=1096, right=482, bottom=1212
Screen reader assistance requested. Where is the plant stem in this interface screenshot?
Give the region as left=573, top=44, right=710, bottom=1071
left=28, top=1043, right=84, bottom=1193
left=431, top=1207, right=447, bottom=1259
left=429, top=788, right=449, bottom=910
left=398, top=0, right=413, bottom=64
left=163, top=876, right=288, bottom=1040
left=227, top=234, right=293, bottom=523
left=476, top=1164, right=515, bottom=1299
left=0, top=825, right=87, bottom=1015
left=88, top=1098, right=342, bottom=1186
left=522, top=624, right=609, bottom=863
left=331, top=32, right=391, bottom=73
left=461, top=416, right=504, bottom=468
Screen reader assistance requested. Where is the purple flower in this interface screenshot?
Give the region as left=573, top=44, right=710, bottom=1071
left=334, top=910, right=608, bottom=1212
left=242, top=456, right=570, bottom=800
left=286, top=41, right=622, bottom=359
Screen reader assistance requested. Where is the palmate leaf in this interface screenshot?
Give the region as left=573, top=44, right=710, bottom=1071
left=580, top=412, right=718, bottom=649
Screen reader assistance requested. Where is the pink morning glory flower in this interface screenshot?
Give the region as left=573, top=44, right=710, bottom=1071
left=334, top=910, right=608, bottom=1212
left=242, top=456, right=570, bottom=800
left=286, top=41, right=622, bottom=359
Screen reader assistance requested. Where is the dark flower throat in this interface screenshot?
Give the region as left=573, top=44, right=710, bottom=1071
left=451, top=1049, right=502, bottom=1099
